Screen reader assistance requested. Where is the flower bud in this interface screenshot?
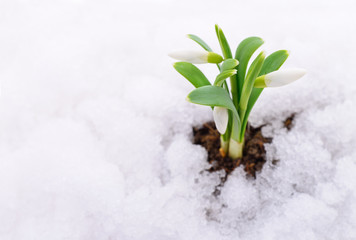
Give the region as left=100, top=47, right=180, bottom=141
left=169, top=50, right=223, bottom=64
left=254, top=68, right=306, bottom=88
left=213, top=106, right=228, bottom=134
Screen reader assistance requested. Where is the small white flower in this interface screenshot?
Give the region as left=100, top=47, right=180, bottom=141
left=265, top=68, right=306, bottom=87
left=213, top=106, right=228, bottom=134
left=255, top=68, right=306, bottom=88
left=169, top=50, right=223, bottom=64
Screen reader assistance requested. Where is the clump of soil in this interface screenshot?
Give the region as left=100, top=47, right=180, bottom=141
left=193, top=122, right=271, bottom=179
left=283, top=113, right=296, bottom=130
left=194, top=114, right=296, bottom=180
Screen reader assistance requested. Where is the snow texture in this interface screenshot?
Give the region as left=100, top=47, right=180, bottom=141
left=0, top=0, right=356, bottom=239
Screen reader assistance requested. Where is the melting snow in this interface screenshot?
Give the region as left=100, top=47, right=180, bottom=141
left=0, top=0, right=356, bottom=239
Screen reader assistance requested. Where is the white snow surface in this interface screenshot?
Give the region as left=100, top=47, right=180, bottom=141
left=1, top=0, right=356, bottom=239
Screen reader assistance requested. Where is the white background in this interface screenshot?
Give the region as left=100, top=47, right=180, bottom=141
left=0, top=0, right=356, bottom=239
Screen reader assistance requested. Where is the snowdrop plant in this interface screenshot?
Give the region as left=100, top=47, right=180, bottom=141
left=170, top=25, right=306, bottom=159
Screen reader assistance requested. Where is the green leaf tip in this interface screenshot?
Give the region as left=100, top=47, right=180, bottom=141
left=187, top=34, right=213, bottom=52
left=260, top=51, right=266, bottom=58
left=173, top=62, right=211, bottom=88
left=214, top=69, right=237, bottom=86
left=215, top=24, right=232, bottom=59
left=214, top=24, right=219, bottom=31
left=221, top=59, right=239, bottom=72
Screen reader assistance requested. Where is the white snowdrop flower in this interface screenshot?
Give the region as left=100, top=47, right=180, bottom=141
left=254, top=68, right=306, bottom=88
left=169, top=50, right=223, bottom=64
left=213, top=106, right=228, bottom=134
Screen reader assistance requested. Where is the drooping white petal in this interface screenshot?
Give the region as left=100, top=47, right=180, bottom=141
left=265, top=68, right=306, bottom=87
left=213, top=107, right=228, bottom=134
left=168, top=50, right=209, bottom=64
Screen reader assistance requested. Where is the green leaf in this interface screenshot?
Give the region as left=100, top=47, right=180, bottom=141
left=234, top=37, right=264, bottom=99
left=221, top=59, right=239, bottom=72
left=173, top=62, right=211, bottom=88
left=187, top=85, right=239, bottom=118
left=187, top=34, right=213, bottom=52
left=187, top=34, right=221, bottom=71
left=259, top=50, right=289, bottom=76
left=215, top=25, right=236, bottom=107
left=230, top=113, right=241, bottom=141
left=215, top=25, right=232, bottom=59
left=239, top=51, right=265, bottom=114
left=214, top=69, right=237, bottom=86
left=239, top=50, right=289, bottom=141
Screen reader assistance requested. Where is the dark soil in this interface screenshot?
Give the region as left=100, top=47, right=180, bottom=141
left=283, top=113, right=296, bottom=131
left=193, top=122, right=271, bottom=179
left=193, top=115, right=296, bottom=195
left=193, top=114, right=296, bottom=179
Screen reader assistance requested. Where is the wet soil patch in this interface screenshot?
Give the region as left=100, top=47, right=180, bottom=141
left=194, top=114, right=296, bottom=184
left=283, top=113, right=296, bottom=131
left=193, top=122, right=272, bottom=180
left=194, top=115, right=296, bottom=198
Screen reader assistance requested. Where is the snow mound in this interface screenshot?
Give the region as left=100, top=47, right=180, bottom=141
left=1, top=0, right=356, bottom=239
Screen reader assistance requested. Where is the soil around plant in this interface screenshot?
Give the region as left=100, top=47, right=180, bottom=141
left=194, top=114, right=296, bottom=185
left=193, top=115, right=296, bottom=181
left=193, top=114, right=296, bottom=185
left=193, top=122, right=272, bottom=180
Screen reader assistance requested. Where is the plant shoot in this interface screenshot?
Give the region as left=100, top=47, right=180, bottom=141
left=170, top=25, right=306, bottom=159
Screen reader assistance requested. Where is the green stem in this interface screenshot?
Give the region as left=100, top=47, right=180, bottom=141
left=223, top=81, right=230, bottom=94
left=219, top=110, right=233, bottom=157
left=238, top=107, right=245, bottom=125
left=230, top=75, right=238, bottom=108
left=228, top=138, right=244, bottom=159
left=220, top=135, right=229, bottom=155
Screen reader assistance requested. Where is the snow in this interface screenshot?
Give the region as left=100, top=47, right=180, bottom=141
left=1, top=0, right=356, bottom=239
